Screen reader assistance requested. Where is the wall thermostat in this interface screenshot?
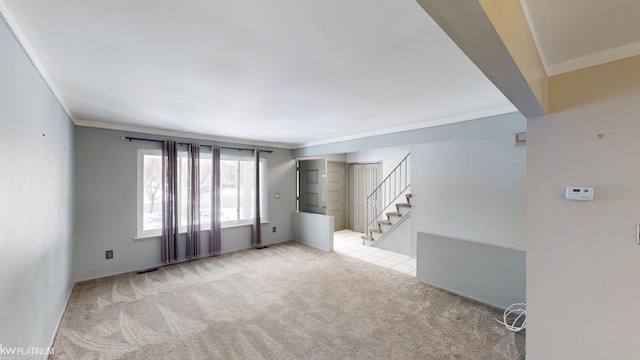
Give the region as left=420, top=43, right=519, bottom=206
left=565, top=187, right=594, bottom=201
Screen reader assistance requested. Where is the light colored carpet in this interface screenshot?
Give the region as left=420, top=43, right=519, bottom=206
left=52, top=241, right=525, bottom=359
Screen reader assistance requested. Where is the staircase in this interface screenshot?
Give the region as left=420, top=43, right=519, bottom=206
left=362, top=194, right=412, bottom=245
left=362, top=153, right=411, bottom=246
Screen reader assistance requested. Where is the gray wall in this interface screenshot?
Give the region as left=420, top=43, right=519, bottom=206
left=296, top=113, right=526, bottom=259
left=417, top=232, right=525, bottom=310
left=74, top=127, right=296, bottom=281
left=0, top=20, right=75, bottom=353
left=375, top=212, right=412, bottom=256
left=410, top=131, right=526, bottom=256
left=295, top=113, right=525, bottom=265
left=293, top=211, right=334, bottom=252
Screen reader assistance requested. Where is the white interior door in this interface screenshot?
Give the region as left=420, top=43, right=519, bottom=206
left=354, top=165, right=366, bottom=232
left=348, top=163, right=382, bottom=233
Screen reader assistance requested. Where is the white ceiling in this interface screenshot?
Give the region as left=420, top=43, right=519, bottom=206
left=520, top=0, right=640, bottom=76
left=1, top=0, right=515, bottom=148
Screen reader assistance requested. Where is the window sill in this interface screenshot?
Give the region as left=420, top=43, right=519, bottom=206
left=134, top=221, right=270, bottom=241
left=222, top=220, right=269, bottom=229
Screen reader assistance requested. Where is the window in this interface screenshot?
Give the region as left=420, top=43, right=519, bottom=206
left=139, top=150, right=162, bottom=236
left=221, top=154, right=266, bottom=223
left=177, top=152, right=212, bottom=229
left=137, top=149, right=267, bottom=237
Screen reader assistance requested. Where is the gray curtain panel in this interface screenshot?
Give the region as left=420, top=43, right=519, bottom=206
left=161, top=140, right=179, bottom=263
left=210, top=145, right=222, bottom=255
left=252, top=149, right=262, bottom=247
left=186, top=143, right=200, bottom=259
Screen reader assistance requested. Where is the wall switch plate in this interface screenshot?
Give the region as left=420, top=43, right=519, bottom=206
left=272, top=226, right=276, bottom=233
left=106, top=250, right=113, bottom=259
left=565, top=186, right=594, bottom=201
left=275, top=193, right=280, bottom=199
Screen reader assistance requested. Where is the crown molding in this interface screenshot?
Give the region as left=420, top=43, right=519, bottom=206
left=546, top=41, right=640, bottom=76
left=517, top=0, right=551, bottom=76
left=296, top=104, right=517, bottom=149
left=73, top=119, right=297, bottom=149
left=0, top=1, right=74, bottom=121
left=518, top=0, right=640, bottom=77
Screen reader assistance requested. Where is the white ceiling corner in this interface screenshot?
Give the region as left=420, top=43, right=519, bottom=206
left=520, top=0, right=640, bottom=76
left=0, top=0, right=74, bottom=121
left=517, top=0, right=550, bottom=75
left=545, top=41, right=640, bottom=76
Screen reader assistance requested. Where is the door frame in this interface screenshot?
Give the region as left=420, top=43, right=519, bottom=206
left=297, top=159, right=327, bottom=214
left=347, top=162, right=382, bottom=233
left=327, top=161, right=347, bottom=231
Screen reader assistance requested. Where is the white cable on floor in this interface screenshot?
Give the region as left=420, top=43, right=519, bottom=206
left=495, top=303, right=526, bottom=332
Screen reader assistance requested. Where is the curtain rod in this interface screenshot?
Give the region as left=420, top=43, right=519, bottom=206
left=122, top=136, right=274, bottom=153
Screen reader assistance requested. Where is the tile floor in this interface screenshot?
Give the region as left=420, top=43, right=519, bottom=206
left=333, top=229, right=416, bottom=277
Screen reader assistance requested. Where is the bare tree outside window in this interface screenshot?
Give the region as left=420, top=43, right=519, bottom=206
left=221, top=160, right=239, bottom=221
left=144, top=156, right=161, bottom=213
left=142, top=154, right=163, bottom=231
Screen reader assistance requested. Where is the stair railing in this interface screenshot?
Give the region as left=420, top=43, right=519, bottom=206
left=365, top=153, right=410, bottom=237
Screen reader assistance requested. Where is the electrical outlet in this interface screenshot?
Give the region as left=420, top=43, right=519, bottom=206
left=106, top=250, right=113, bottom=259
left=272, top=226, right=276, bottom=233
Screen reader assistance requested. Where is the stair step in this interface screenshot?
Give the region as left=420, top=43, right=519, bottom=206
left=396, top=203, right=412, bottom=208
left=405, top=194, right=412, bottom=198
left=377, top=220, right=392, bottom=226
left=386, top=211, right=402, bottom=217
left=369, top=228, right=383, bottom=233
left=361, top=235, right=373, bottom=241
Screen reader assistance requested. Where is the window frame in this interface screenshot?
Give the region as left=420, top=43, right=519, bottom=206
left=136, top=149, right=268, bottom=238
left=219, top=152, right=268, bottom=226
left=137, top=149, right=163, bottom=238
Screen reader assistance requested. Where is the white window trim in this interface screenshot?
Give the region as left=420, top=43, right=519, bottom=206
left=133, top=220, right=270, bottom=241
left=137, top=149, right=162, bottom=238
left=220, top=153, right=268, bottom=224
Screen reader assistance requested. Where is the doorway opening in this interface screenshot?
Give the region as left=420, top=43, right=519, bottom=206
left=296, top=159, right=381, bottom=234
left=296, top=159, right=348, bottom=230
